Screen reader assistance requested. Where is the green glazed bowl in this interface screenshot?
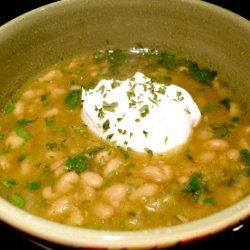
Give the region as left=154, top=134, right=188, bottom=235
left=0, top=0, right=249, bottom=248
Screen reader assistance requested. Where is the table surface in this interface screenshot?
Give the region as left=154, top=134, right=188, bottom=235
left=0, top=0, right=249, bottom=249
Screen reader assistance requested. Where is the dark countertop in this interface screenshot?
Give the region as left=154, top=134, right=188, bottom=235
left=0, top=0, right=249, bottom=249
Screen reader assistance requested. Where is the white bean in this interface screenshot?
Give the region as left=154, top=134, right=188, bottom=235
left=20, top=159, right=32, bottom=175
left=65, top=208, right=84, bottom=226
left=42, top=186, right=57, bottom=200
left=130, top=183, right=158, bottom=201
left=141, top=165, right=172, bottom=183
left=44, top=108, right=59, bottom=117
left=39, top=70, right=63, bottom=82
left=47, top=196, right=72, bottom=218
left=226, top=149, right=240, bottom=161
left=80, top=171, right=103, bottom=189
left=5, top=132, right=24, bottom=149
left=103, top=158, right=122, bottom=177
left=91, top=202, right=114, bottom=220
left=197, top=151, right=216, bottom=164
left=0, top=156, right=10, bottom=171
left=204, top=139, right=229, bottom=152
left=94, top=150, right=110, bottom=166
left=55, top=172, right=79, bottom=194
left=51, top=88, right=66, bottom=98
left=103, top=184, right=127, bottom=207
left=229, top=102, right=240, bottom=117
left=13, top=101, right=24, bottom=117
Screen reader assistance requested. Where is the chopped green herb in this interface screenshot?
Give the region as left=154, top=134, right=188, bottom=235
left=103, top=101, right=118, bottom=112
left=27, top=181, right=41, bottom=191
left=232, top=116, right=240, bottom=123
left=97, top=108, right=105, bottom=118
left=220, top=98, right=231, bottom=110
left=64, top=90, right=81, bottom=109
left=144, top=148, right=153, bottom=157
left=240, top=149, right=250, bottom=175
left=107, top=169, right=118, bottom=178
left=46, top=141, right=58, bottom=151
left=117, top=117, right=123, bottom=122
left=185, top=148, right=194, bottom=161
left=210, top=123, right=232, bottom=138
left=40, top=94, right=48, bottom=102
left=106, top=133, right=114, bottom=140
left=122, top=162, right=136, bottom=168
left=2, top=179, right=16, bottom=188
left=203, top=197, right=215, bottom=205
left=10, top=194, right=25, bottom=208
left=176, top=91, right=184, bottom=101
left=184, top=107, right=191, bottom=115
left=182, top=173, right=207, bottom=201
left=139, top=105, right=149, bottom=118
left=158, top=53, right=176, bottom=69
left=202, top=103, right=219, bottom=113
left=102, top=119, right=110, bottom=131
left=16, top=125, right=31, bottom=140
left=107, top=50, right=127, bottom=65
left=5, top=104, right=15, bottom=114
left=164, top=136, right=168, bottom=144
left=190, top=68, right=216, bottom=86
left=45, top=117, right=55, bottom=127
left=116, top=146, right=131, bottom=159
left=93, top=52, right=107, bottom=63
left=18, top=119, right=34, bottom=126
left=17, top=154, right=26, bottom=162
left=65, top=155, right=89, bottom=173
left=143, top=130, right=148, bottom=137
left=0, top=132, right=4, bottom=140
left=135, top=118, right=141, bottom=122
left=111, top=81, right=120, bottom=89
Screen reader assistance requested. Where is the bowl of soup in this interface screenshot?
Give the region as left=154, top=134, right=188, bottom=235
left=0, top=0, right=249, bottom=248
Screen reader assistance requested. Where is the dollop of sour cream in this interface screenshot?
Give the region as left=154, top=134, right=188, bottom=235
left=82, top=72, right=201, bottom=153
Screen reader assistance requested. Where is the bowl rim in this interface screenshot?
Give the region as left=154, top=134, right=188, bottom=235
left=0, top=0, right=250, bottom=248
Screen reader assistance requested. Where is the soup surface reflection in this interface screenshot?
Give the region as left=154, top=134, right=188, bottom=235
left=0, top=48, right=250, bottom=230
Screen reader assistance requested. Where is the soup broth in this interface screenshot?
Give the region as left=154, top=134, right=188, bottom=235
left=0, top=48, right=250, bottom=230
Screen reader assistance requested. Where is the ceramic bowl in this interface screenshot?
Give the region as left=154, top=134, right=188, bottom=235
left=0, top=0, right=249, bottom=249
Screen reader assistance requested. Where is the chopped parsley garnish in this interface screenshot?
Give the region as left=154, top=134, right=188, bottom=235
left=184, top=107, right=191, bottom=115
left=64, top=90, right=81, bottom=109
left=158, top=52, right=176, bottom=69
left=102, top=119, right=110, bottom=131
left=176, top=91, right=184, bottom=101
left=182, top=173, right=207, bottom=201
left=46, top=141, right=58, bottom=151
left=164, top=136, right=168, bottom=144
left=0, top=132, right=4, bottom=140
left=4, top=104, right=15, bottom=114
left=203, top=197, right=215, bottom=205
left=135, top=118, right=141, bottom=122
left=143, top=130, right=148, bottom=137
left=210, top=123, right=232, bottom=138
left=93, top=52, right=106, bottom=63
left=10, top=194, right=25, bottom=208
left=103, top=101, right=118, bottom=112
left=106, top=133, right=114, bottom=140
left=27, top=181, right=41, bottom=191
left=2, top=179, right=16, bottom=188
left=232, top=116, right=240, bottom=123
left=139, top=105, right=149, bottom=118
left=16, top=125, right=31, bottom=140
left=45, top=117, right=55, bottom=127
left=144, top=148, right=153, bottom=157
left=220, top=98, right=231, bottom=110
left=240, top=149, right=250, bottom=175
left=107, top=50, right=127, bottom=65
left=185, top=148, right=194, bottom=161
left=17, top=154, right=26, bottom=162
left=18, top=118, right=35, bottom=126
left=202, top=103, right=219, bottom=113
left=65, top=155, right=89, bottom=173
left=40, top=94, right=48, bottom=102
